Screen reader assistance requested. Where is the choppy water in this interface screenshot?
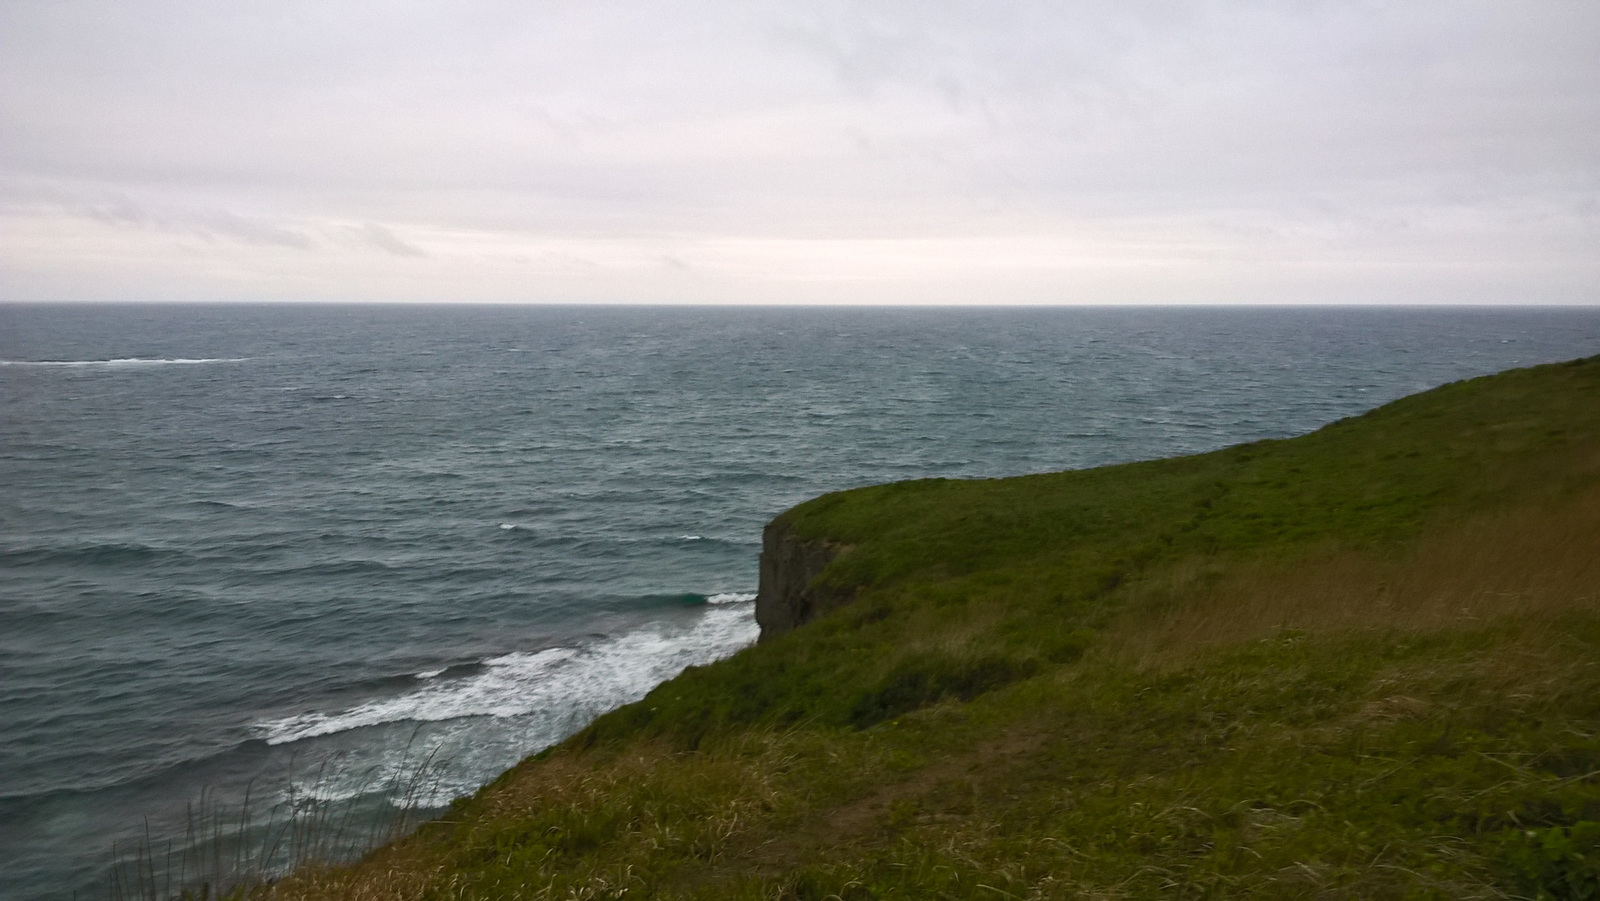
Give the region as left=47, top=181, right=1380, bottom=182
left=2, top=303, right=1598, bottom=899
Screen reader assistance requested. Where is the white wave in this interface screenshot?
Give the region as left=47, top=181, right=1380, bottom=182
left=0, top=357, right=248, bottom=367
left=415, top=668, right=445, bottom=680
left=284, top=720, right=480, bottom=806
left=258, top=602, right=758, bottom=747
left=498, top=523, right=518, bottom=530
left=706, top=591, right=756, bottom=605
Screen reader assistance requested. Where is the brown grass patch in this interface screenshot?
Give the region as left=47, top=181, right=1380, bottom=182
left=1102, top=483, right=1600, bottom=669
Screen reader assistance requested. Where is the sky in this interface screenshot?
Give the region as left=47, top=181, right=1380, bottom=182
left=1, top=1, right=1597, bottom=305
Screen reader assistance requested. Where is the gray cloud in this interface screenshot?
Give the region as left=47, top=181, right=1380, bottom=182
left=358, top=223, right=425, bottom=257
left=0, top=1, right=1595, bottom=303
left=72, top=194, right=315, bottom=249
left=192, top=210, right=314, bottom=250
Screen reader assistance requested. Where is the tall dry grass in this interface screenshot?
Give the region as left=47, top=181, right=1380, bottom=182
left=1103, top=483, right=1600, bottom=669
left=264, top=729, right=815, bottom=901
left=109, top=746, right=448, bottom=901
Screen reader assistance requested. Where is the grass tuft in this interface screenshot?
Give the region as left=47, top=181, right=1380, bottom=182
left=109, top=746, right=447, bottom=901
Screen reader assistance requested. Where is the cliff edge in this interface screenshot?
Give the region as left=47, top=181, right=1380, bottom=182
left=753, top=518, right=849, bottom=640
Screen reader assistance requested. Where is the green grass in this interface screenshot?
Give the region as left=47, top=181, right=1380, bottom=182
left=272, top=356, right=1600, bottom=900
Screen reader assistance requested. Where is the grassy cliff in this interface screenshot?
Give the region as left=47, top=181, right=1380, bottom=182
left=276, top=356, right=1600, bottom=900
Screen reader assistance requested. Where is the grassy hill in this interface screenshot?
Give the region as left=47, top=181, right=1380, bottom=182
left=275, top=356, right=1600, bottom=900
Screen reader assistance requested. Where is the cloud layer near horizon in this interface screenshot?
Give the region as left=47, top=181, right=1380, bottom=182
left=2, top=1, right=1597, bottom=304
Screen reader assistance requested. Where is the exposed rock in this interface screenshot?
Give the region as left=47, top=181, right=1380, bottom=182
left=754, top=518, right=851, bottom=641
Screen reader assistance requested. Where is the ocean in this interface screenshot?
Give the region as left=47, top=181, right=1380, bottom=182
left=3, top=303, right=1598, bottom=899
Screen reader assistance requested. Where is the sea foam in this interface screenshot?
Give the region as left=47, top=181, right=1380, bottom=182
left=257, top=595, right=758, bottom=748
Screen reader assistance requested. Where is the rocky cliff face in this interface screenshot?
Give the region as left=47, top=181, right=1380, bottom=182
left=754, top=518, right=850, bottom=641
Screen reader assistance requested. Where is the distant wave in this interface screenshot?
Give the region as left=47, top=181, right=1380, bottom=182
left=676, top=535, right=746, bottom=546
left=0, top=541, right=188, bottom=568
left=0, top=357, right=248, bottom=367
left=256, top=594, right=758, bottom=747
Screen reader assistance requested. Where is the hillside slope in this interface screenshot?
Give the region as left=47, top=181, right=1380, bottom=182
left=278, top=356, right=1600, bottom=900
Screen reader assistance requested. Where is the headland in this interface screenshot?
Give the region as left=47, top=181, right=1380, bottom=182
left=269, top=355, right=1600, bottom=899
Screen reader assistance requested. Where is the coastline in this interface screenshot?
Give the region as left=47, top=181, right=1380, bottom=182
left=257, top=354, right=1600, bottom=900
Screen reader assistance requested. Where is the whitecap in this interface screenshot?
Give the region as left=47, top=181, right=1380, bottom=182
left=706, top=591, right=756, bottom=605
left=256, top=601, right=758, bottom=747
left=0, top=357, right=248, bottom=367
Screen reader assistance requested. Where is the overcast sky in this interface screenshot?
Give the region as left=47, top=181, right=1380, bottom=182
left=2, top=1, right=1597, bottom=305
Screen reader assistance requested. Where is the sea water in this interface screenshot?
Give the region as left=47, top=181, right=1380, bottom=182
left=3, top=304, right=1598, bottom=899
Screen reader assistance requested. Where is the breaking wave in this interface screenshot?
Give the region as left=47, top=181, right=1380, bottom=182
left=257, top=596, right=758, bottom=748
